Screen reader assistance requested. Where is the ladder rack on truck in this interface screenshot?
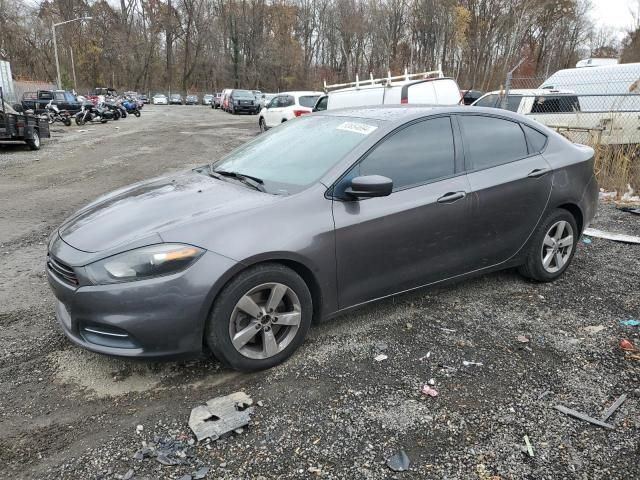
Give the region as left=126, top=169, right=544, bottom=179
left=324, top=67, right=444, bottom=92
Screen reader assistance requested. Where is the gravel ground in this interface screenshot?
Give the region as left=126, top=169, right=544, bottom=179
left=0, top=106, right=638, bottom=480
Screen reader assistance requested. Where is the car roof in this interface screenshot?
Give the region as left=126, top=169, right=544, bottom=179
left=277, top=91, right=324, bottom=96
left=316, top=105, right=546, bottom=128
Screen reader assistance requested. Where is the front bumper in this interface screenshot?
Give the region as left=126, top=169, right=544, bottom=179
left=47, top=245, right=238, bottom=359
left=233, top=104, right=258, bottom=113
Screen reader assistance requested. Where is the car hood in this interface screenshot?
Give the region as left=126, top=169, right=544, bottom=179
left=58, top=170, right=276, bottom=253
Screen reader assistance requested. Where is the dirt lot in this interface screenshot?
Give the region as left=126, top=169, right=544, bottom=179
left=1, top=106, right=639, bottom=480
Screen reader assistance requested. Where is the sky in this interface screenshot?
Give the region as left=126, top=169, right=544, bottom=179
left=590, top=0, right=638, bottom=34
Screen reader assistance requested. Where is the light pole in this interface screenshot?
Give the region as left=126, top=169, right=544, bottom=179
left=52, top=16, right=92, bottom=90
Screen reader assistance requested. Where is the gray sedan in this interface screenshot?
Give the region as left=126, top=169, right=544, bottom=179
left=46, top=106, right=598, bottom=371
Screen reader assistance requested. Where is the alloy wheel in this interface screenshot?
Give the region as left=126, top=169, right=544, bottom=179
left=228, top=282, right=302, bottom=360
left=540, top=220, right=574, bottom=273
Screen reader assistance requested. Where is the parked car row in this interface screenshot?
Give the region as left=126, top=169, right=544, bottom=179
left=151, top=93, right=219, bottom=105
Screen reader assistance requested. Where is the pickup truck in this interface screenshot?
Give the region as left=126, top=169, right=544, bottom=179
left=1, top=87, right=50, bottom=150
left=472, top=88, right=640, bottom=145
left=21, top=90, right=82, bottom=115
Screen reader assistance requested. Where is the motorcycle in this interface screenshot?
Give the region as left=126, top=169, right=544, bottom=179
left=103, top=101, right=124, bottom=120
left=44, top=100, right=72, bottom=126
left=121, top=97, right=141, bottom=117
left=74, top=102, right=114, bottom=126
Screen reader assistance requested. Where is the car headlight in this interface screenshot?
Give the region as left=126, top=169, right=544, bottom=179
left=86, top=244, right=204, bottom=285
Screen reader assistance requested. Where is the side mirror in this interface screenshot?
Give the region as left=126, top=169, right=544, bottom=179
left=345, top=175, right=393, bottom=199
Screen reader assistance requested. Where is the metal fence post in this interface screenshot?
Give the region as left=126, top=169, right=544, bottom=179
left=502, top=58, right=525, bottom=110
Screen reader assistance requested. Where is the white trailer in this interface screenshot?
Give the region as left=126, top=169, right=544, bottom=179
left=0, top=60, right=17, bottom=105
left=473, top=89, right=640, bottom=145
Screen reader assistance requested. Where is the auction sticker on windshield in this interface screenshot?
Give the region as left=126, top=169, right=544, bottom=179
left=336, top=122, right=377, bottom=135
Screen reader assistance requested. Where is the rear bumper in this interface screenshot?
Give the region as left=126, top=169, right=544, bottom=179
left=47, top=246, right=238, bottom=359
left=580, top=173, right=599, bottom=230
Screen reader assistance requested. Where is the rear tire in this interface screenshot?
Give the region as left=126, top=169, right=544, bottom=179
left=518, top=209, right=578, bottom=282
left=25, top=129, right=40, bottom=150
left=259, top=117, right=267, bottom=133
left=134, top=110, right=141, bottom=117
left=205, top=263, right=313, bottom=371
left=64, top=118, right=71, bottom=126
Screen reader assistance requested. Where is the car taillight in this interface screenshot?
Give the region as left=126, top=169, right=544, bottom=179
left=400, top=98, right=408, bottom=104
left=293, top=110, right=310, bottom=117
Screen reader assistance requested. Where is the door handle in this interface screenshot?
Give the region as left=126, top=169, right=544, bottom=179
left=527, top=168, right=550, bottom=178
left=437, top=191, right=466, bottom=203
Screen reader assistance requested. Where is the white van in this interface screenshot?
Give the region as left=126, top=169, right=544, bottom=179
left=317, top=70, right=462, bottom=111
left=540, top=63, right=640, bottom=111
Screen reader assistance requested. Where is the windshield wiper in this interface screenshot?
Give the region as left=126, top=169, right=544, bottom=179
left=211, top=168, right=265, bottom=192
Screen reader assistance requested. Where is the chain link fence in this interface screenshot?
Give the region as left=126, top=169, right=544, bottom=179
left=481, top=64, right=640, bottom=194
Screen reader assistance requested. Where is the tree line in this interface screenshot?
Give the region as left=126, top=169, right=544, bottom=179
left=0, top=0, right=636, bottom=95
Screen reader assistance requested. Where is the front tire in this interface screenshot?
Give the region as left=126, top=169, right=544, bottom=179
left=134, top=110, right=141, bottom=117
left=519, top=209, right=578, bottom=282
left=206, top=264, right=313, bottom=371
left=259, top=117, right=267, bottom=133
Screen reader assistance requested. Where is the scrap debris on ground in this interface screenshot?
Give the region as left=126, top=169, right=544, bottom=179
left=583, top=227, right=640, bottom=244
left=188, top=392, right=254, bottom=442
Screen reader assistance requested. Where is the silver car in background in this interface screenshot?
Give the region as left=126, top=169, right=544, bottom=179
left=46, top=106, right=597, bottom=371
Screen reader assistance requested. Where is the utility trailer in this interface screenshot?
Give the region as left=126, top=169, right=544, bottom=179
left=0, top=87, right=50, bottom=150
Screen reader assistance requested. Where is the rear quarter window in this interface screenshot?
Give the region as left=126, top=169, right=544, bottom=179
left=522, top=124, right=548, bottom=153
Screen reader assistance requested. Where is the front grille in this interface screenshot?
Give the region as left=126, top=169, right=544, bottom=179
left=47, top=255, right=79, bottom=286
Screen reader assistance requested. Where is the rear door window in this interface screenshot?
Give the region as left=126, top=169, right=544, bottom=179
left=474, top=94, right=499, bottom=108
left=459, top=115, right=528, bottom=170
left=474, top=94, right=521, bottom=112
left=355, top=117, right=455, bottom=190
left=503, top=96, right=522, bottom=112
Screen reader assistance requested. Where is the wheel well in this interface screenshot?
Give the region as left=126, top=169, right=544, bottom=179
left=271, top=259, right=322, bottom=322
left=557, top=203, right=584, bottom=233
left=281, top=118, right=287, bottom=123
left=211, top=259, right=323, bottom=324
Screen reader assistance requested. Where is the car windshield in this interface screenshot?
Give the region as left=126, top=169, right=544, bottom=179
left=233, top=90, right=254, bottom=99
left=299, top=95, right=320, bottom=108
left=210, top=115, right=381, bottom=195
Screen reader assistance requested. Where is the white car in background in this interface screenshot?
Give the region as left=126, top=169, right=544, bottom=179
left=152, top=94, right=168, bottom=105
left=258, top=91, right=323, bottom=132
